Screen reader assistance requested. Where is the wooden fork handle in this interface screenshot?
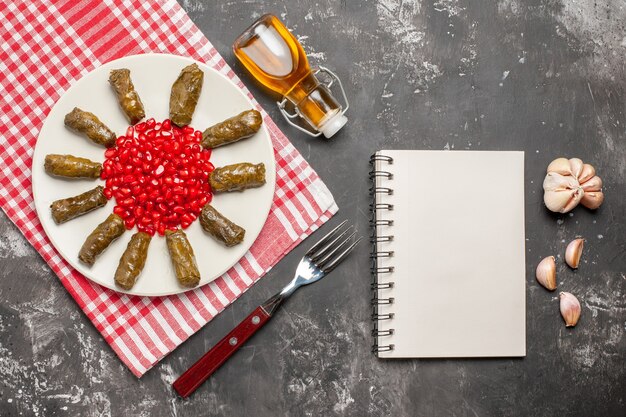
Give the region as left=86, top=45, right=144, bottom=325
left=173, top=306, right=271, bottom=398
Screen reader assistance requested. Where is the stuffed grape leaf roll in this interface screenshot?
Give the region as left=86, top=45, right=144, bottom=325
left=44, top=154, right=102, bottom=179
left=109, top=68, right=145, bottom=125
left=201, top=110, right=262, bottom=149
left=78, top=213, right=125, bottom=266
left=209, top=162, right=266, bottom=193
left=64, top=107, right=116, bottom=148
left=165, top=229, right=200, bottom=288
left=199, top=204, right=245, bottom=247
left=114, top=231, right=151, bottom=290
left=169, top=63, right=204, bottom=127
left=50, top=185, right=107, bottom=224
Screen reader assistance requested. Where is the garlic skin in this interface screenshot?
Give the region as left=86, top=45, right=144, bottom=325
left=559, top=292, right=581, bottom=327
left=536, top=256, right=557, bottom=291
left=542, top=157, right=604, bottom=213
left=543, top=173, right=583, bottom=213
left=565, top=238, right=584, bottom=269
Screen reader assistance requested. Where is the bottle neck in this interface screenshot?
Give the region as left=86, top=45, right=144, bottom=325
left=286, top=73, right=342, bottom=131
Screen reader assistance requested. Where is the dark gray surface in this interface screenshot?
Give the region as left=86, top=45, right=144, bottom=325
left=1, top=0, right=625, bottom=416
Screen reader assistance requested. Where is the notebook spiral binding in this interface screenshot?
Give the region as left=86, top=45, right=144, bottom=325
left=369, top=153, right=395, bottom=354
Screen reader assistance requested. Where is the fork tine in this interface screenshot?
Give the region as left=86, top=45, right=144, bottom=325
left=314, top=231, right=357, bottom=268
left=310, top=226, right=353, bottom=262
left=321, top=237, right=362, bottom=274
left=305, top=220, right=348, bottom=257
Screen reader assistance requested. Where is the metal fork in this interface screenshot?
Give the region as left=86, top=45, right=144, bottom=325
left=173, top=221, right=361, bottom=398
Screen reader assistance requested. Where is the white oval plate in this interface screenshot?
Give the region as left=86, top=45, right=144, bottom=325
left=32, top=54, right=275, bottom=297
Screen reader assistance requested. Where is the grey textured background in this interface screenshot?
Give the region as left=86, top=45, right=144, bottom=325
left=1, top=0, right=625, bottom=416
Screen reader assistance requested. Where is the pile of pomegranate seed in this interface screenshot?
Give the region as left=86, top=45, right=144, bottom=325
left=101, top=118, right=214, bottom=236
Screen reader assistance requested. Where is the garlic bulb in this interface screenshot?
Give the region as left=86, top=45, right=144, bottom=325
left=536, top=256, right=557, bottom=290
left=559, top=292, right=581, bottom=327
left=565, top=238, right=584, bottom=269
left=543, top=158, right=604, bottom=213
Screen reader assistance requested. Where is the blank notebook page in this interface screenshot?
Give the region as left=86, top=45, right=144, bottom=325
left=375, top=150, right=526, bottom=358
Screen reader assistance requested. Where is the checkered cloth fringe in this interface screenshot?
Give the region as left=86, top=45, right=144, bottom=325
left=0, top=0, right=337, bottom=376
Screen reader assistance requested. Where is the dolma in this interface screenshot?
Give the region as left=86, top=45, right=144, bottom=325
left=108, top=68, right=146, bottom=124
left=199, top=204, right=245, bottom=247
left=209, top=162, right=266, bottom=193
left=114, top=232, right=151, bottom=290
left=44, top=154, right=102, bottom=179
left=201, top=110, right=262, bottom=149
left=165, top=229, right=200, bottom=288
left=78, top=213, right=125, bottom=266
left=64, top=107, right=117, bottom=148
left=50, top=185, right=107, bottom=224
left=169, top=63, right=204, bottom=127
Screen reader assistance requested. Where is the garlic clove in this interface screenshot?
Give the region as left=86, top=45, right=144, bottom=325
left=581, top=175, right=602, bottom=192
left=543, top=173, right=584, bottom=213
left=565, top=238, right=584, bottom=269
left=544, top=190, right=577, bottom=213
left=559, top=292, right=581, bottom=327
left=547, top=158, right=572, bottom=175
left=562, top=190, right=584, bottom=213
left=579, top=163, right=596, bottom=183
left=568, top=158, right=584, bottom=179
left=580, top=191, right=604, bottom=209
left=536, top=256, right=557, bottom=290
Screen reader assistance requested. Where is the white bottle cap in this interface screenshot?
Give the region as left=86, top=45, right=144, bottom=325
left=320, top=112, right=348, bottom=138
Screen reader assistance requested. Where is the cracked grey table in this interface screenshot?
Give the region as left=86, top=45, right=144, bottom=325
left=1, top=1, right=625, bottom=416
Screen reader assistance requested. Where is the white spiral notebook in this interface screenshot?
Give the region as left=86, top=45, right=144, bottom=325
left=370, top=150, right=526, bottom=358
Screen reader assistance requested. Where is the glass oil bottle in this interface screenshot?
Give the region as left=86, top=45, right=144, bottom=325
left=233, top=14, right=349, bottom=138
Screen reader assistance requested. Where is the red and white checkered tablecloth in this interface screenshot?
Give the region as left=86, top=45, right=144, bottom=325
left=0, top=0, right=337, bottom=377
